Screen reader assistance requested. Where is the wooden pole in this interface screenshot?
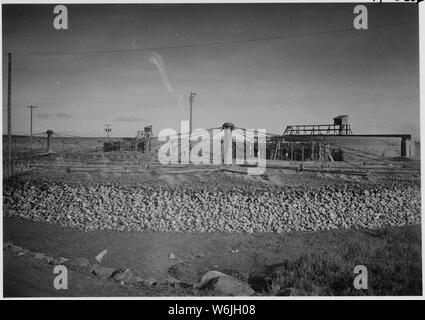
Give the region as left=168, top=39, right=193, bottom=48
left=311, top=142, right=315, bottom=161
left=301, top=144, right=304, bottom=163
left=291, top=142, right=294, bottom=161
left=27, top=105, right=38, bottom=148
left=7, top=53, right=12, bottom=176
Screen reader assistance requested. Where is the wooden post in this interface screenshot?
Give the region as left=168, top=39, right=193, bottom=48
left=291, top=142, right=294, bottom=161
left=273, top=140, right=278, bottom=160
left=301, top=144, right=304, bottom=163
left=277, top=140, right=281, bottom=160
left=319, top=143, right=323, bottom=163
left=311, top=142, right=315, bottom=161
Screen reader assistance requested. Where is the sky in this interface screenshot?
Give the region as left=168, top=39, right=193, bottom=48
left=2, top=3, right=420, bottom=138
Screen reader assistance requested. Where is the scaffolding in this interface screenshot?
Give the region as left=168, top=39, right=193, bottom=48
left=284, top=124, right=353, bottom=136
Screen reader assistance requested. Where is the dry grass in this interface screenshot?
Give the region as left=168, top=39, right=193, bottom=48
left=265, top=226, right=422, bottom=296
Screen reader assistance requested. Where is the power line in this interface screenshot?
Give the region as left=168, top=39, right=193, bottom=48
left=10, top=20, right=417, bottom=56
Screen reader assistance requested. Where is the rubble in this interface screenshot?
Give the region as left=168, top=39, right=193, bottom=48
left=3, top=179, right=420, bottom=233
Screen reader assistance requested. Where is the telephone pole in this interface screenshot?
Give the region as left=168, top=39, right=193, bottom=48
left=189, top=92, right=196, bottom=135
left=27, top=105, right=38, bottom=145
left=7, top=53, right=12, bottom=176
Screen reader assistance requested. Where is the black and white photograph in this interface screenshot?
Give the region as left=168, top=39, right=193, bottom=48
left=1, top=1, right=423, bottom=301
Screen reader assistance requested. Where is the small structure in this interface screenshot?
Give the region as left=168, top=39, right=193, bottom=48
left=282, top=116, right=413, bottom=160
left=144, top=125, right=153, bottom=137
left=284, top=116, right=352, bottom=136
left=333, top=115, right=351, bottom=135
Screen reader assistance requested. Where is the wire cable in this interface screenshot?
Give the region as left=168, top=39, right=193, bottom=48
left=10, top=21, right=417, bottom=56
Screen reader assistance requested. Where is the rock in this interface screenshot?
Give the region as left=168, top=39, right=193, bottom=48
left=56, top=257, right=69, bottom=264
left=134, top=276, right=157, bottom=286
left=64, top=257, right=91, bottom=273
left=198, top=271, right=255, bottom=296
left=198, top=271, right=226, bottom=287
left=161, top=277, right=193, bottom=288
left=112, top=268, right=135, bottom=283
left=3, top=242, right=13, bottom=250
left=168, top=262, right=199, bottom=285
left=92, top=264, right=116, bottom=279
left=3, top=178, right=421, bottom=234
left=9, top=244, right=23, bottom=253
left=42, top=255, right=56, bottom=265
left=33, top=252, right=45, bottom=260
left=95, top=249, right=108, bottom=263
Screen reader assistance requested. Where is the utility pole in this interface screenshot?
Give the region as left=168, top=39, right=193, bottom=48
left=189, top=92, right=196, bottom=135
left=7, top=53, right=12, bottom=176
left=27, top=105, right=38, bottom=146
left=104, top=124, right=111, bottom=138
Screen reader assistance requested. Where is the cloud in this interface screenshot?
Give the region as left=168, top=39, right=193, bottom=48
left=57, top=112, right=74, bottom=118
left=35, top=112, right=50, bottom=118
left=148, top=51, right=185, bottom=114
left=114, top=116, right=147, bottom=122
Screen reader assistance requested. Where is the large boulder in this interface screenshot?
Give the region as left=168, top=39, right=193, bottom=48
left=92, top=264, right=116, bottom=280
left=198, top=271, right=255, bottom=296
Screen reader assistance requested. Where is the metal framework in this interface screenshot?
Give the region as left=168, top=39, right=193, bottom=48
left=284, top=124, right=352, bottom=136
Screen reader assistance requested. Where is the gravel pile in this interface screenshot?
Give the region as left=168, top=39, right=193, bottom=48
left=3, top=179, right=421, bottom=233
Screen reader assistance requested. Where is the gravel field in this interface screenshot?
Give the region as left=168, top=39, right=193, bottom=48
left=3, top=174, right=421, bottom=233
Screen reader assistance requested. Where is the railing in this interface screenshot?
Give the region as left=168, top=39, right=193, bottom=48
left=284, top=124, right=352, bottom=136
